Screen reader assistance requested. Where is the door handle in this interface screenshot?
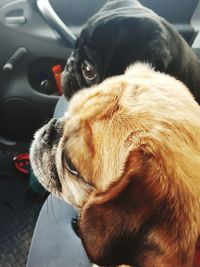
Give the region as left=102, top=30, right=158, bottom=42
left=5, top=16, right=26, bottom=25
left=0, top=0, right=27, bottom=26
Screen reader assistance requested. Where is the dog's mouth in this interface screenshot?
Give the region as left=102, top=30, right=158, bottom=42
left=30, top=117, right=94, bottom=208
left=30, top=118, right=63, bottom=196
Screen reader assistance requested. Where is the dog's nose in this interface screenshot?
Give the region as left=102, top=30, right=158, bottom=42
left=41, top=118, right=60, bottom=144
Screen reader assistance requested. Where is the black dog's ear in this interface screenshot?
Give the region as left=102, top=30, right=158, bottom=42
left=98, top=16, right=173, bottom=78
left=145, top=33, right=173, bottom=72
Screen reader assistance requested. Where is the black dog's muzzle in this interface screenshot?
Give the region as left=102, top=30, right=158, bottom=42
left=66, top=55, right=75, bottom=73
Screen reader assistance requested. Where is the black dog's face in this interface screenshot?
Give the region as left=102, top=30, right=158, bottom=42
left=61, top=47, right=103, bottom=99
left=61, top=0, right=174, bottom=100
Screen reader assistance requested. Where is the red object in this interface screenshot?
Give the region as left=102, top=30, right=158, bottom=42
left=52, top=64, right=63, bottom=95
left=13, top=153, right=30, bottom=174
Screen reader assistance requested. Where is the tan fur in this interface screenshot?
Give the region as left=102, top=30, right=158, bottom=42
left=31, top=63, right=200, bottom=266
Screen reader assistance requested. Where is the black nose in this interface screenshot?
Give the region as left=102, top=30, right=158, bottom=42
left=41, top=118, right=59, bottom=144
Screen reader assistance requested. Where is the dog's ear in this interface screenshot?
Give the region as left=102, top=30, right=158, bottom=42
left=79, top=147, right=195, bottom=266
left=96, top=16, right=173, bottom=77
left=78, top=149, right=167, bottom=266
left=79, top=162, right=136, bottom=266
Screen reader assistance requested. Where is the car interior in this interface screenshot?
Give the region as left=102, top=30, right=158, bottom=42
left=0, top=0, right=200, bottom=266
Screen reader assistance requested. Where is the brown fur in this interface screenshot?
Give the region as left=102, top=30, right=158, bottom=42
left=31, top=63, right=200, bottom=267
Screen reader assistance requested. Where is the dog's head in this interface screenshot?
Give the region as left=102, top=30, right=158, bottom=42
left=61, top=0, right=175, bottom=100
left=31, top=63, right=200, bottom=266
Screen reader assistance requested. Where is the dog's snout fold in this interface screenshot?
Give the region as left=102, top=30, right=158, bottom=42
left=66, top=56, right=75, bottom=72
left=40, top=118, right=62, bottom=144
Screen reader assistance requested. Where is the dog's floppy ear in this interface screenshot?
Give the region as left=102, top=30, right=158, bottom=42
left=79, top=152, right=140, bottom=266
left=96, top=16, right=173, bottom=78
left=79, top=146, right=195, bottom=266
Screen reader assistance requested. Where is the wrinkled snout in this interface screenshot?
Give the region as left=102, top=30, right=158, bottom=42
left=40, top=118, right=64, bottom=145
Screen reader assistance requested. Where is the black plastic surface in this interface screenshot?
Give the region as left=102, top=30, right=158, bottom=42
left=0, top=98, right=41, bottom=136
left=28, top=57, right=65, bottom=95
left=0, top=68, right=59, bottom=138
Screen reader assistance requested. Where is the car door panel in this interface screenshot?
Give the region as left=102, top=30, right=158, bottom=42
left=0, top=0, right=71, bottom=138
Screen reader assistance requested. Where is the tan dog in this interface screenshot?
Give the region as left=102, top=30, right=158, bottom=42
left=30, top=63, right=200, bottom=267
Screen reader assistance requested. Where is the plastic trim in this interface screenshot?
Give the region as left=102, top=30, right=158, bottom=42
left=37, top=0, right=76, bottom=48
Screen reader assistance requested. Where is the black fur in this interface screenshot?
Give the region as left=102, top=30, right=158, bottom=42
left=62, top=0, right=200, bottom=103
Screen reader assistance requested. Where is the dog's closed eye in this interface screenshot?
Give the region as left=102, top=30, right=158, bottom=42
left=63, top=152, right=94, bottom=190
left=64, top=153, right=80, bottom=177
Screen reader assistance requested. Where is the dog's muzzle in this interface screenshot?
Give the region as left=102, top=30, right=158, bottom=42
left=40, top=118, right=63, bottom=146
left=66, top=55, right=75, bottom=73
left=61, top=55, right=82, bottom=100
left=30, top=118, right=64, bottom=194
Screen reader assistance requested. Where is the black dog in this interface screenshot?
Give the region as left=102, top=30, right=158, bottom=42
left=61, top=0, right=200, bottom=103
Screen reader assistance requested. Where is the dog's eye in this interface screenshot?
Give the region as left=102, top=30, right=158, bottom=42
left=81, top=60, right=96, bottom=81
left=65, top=155, right=79, bottom=177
